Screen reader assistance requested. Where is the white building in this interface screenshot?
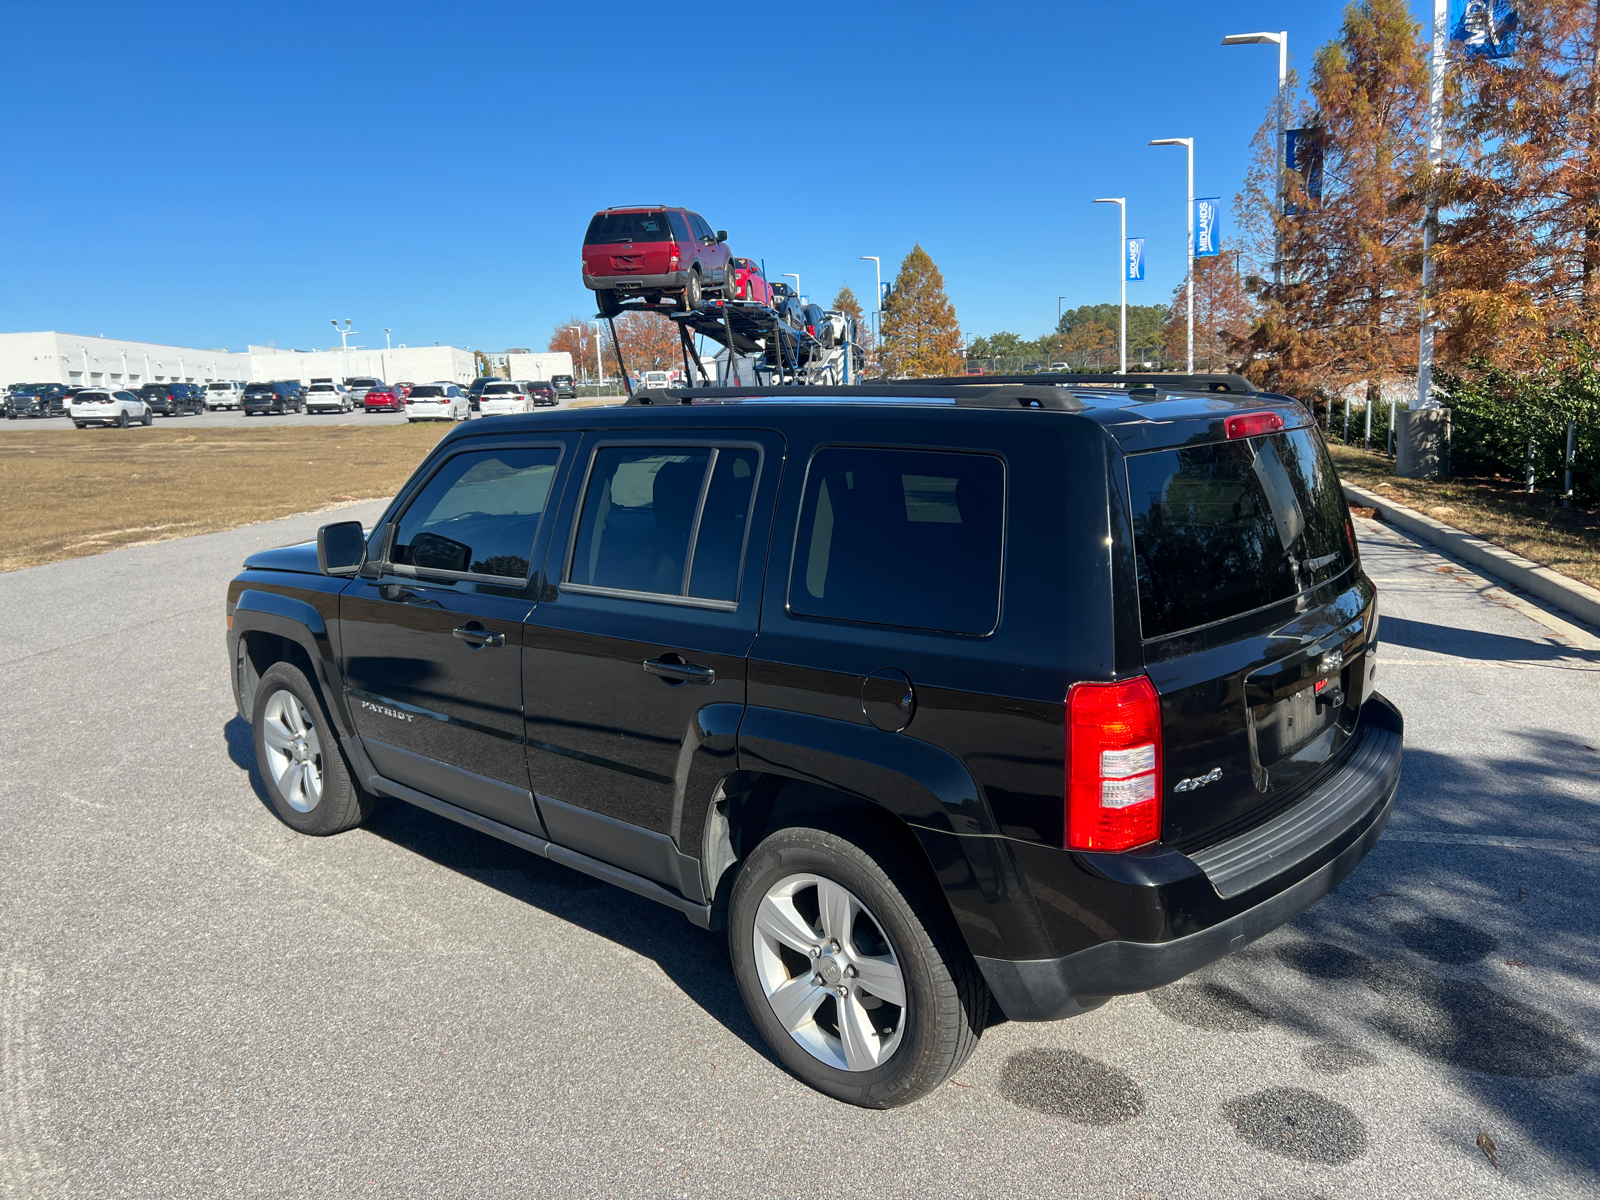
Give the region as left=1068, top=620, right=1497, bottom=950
left=0, top=332, right=475, bottom=390
left=0, top=332, right=252, bottom=390
left=506, top=351, right=574, bottom=382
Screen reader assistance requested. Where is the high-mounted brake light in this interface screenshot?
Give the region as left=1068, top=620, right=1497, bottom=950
left=1066, top=676, right=1163, bottom=851
left=1225, top=411, right=1284, bottom=439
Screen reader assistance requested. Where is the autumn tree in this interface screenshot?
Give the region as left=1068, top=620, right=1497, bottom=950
left=878, top=245, right=963, bottom=377
left=829, top=283, right=877, bottom=373
left=1241, top=0, right=1429, bottom=398
left=1435, top=1, right=1600, bottom=367
left=609, top=311, right=684, bottom=377
left=1163, top=252, right=1255, bottom=370
left=549, top=317, right=597, bottom=381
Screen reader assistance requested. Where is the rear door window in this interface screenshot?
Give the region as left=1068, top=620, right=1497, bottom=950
left=389, top=448, right=563, bottom=580
left=566, top=445, right=761, bottom=604
left=1125, top=426, right=1355, bottom=639
left=789, top=447, right=1006, bottom=636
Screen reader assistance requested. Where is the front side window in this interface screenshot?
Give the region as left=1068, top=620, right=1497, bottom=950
left=567, top=445, right=760, bottom=603
left=389, top=447, right=562, bottom=580
left=790, top=447, right=1005, bottom=636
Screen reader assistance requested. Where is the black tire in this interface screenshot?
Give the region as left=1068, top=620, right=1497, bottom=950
left=74, top=421, right=87, bottom=429
left=116, top=410, right=129, bottom=429
left=682, top=268, right=703, bottom=311
left=142, top=407, right=153, bottom=426
left=728, top=819, right=989, bottom=1108
left=251, top=661, right=376, bottom=836
left=596, top=287, right=623, bottom=318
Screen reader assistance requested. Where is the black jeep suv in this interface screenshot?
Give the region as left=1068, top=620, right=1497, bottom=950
left=225, top=376, right=1401, bottom=1107
left=241, top=381, right=305, bottom=415
left=138, top=382, right=205, bottom=416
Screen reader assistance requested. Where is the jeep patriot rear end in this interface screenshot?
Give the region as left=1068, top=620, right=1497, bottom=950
left=225, top=377, right=1401, bottom=1106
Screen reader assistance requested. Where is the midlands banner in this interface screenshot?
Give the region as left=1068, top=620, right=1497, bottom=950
left=1450, top=0, right=1518, bottom=58
left=1125, top=238, right=1145, bottom=282
left=1193, top=199, right=1221, bottom=258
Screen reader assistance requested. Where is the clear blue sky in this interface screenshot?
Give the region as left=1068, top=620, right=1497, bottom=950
left=0, top=1, right=1422, bottom=352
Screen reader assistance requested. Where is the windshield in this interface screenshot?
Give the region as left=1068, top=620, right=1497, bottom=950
left=585, top=211, right=675, bottom=245
left=1126, top=426, right=1355, bottom=640
left=410, top=386, right=445, bottom=398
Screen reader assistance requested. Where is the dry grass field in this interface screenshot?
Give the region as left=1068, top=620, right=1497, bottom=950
left=0, top=424, right=451, bottom=572
left=1330, top=444, right=1600, bottom=589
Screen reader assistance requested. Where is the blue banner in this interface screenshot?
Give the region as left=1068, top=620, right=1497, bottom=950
left=1450, top=0, right=1518, bottom=58
left=1125, top=238, right=1145, bottom=282
left=1193, top=198, right=1221, bottom=258
left=1285, top=128, right=1324, bottom=213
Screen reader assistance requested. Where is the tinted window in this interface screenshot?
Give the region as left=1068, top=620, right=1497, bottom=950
left=687, top=448, right=759, bottom=601
left=790, top=448, right=1005, bottom=635
left=1126, top=427, right=1355, bottom=639
left=584, top=212, right=675, bottom=244
left=390, top=448, right=562, bottom=579
left=243, top=385, right=271, bottom=394
left=410, top=386, right=445, bottom=398
left=667, top=211, right=693, bottom=243
left=483, top=384, right=520, bottom=394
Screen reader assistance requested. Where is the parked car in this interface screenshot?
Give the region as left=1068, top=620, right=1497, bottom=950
left=363, top=385, right=404, bottom=413
left=305, top=382, right=353, bottom=414
left=467, top=377, right=502, bottom=411
left=526, top=381, right=557, bottom=407
left=1048, top=362, right=1070, bottom=372
left=394, top=382, right=416, bottom=399
left=550, top=373, right=577, bottom=400
left=4, top=382, right=68, bottom=419
left=71, top=389, right=152, bottom=428
left=241, top=381, right=305, bottom=415
left=641, top=370, right=672, bottom=390
left=138, top=382, right=205, bottom=417
left=727, top=257, right=771, bottom=305
left=403, top=383, right=469, bottom=422
left=344, top=378, right=386, bottom=406
left=205, top=381, right=247, bottom=410
left=476, top=381, right=531, bottom=416
left=582, top=205, right=733, bottom=316
left=225, top=375, right=1399, bottom=1108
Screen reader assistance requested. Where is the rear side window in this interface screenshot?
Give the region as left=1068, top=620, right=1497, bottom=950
left=389, top=448, right=562, bottom=579
left=789, top=448, right=1005, bottom=636
left=567, top=445, right=761, bottom=604
left=585, top=212, right=675, bottom=244
left=1126, top=427, right=1355, bottom=640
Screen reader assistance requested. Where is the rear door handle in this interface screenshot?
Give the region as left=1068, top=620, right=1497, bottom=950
left=453, top=625, right=505, bottom=647
left=643, top=657, right=715, bottom=684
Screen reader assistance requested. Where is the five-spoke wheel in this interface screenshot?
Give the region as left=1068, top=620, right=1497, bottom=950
left=249, top=660, right=375, bottom=836
left=260, top=688, right=324, bottom=813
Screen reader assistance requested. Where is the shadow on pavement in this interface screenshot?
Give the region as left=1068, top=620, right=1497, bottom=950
left=1381, top=615, right=1600, bottom=664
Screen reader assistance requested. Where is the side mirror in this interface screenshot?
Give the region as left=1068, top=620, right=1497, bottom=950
left=317, top=520, right=366, bottom=576
left=716, top=230, right=728, bottom=243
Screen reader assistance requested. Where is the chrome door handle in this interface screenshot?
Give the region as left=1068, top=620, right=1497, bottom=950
left=453, top=625, right=505, bottom=647
left=643, top=657, right=714, bottom=684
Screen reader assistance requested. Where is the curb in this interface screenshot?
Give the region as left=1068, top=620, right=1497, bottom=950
left=1343, top=480, right=1600, bottom=630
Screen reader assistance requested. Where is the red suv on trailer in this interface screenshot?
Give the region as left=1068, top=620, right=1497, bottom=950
left=582, top=206, right=733, bottom=316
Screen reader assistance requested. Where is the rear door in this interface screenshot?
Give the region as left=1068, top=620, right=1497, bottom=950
left=520, top=433, right=781, bottom=888
left=1123, top=422, right=1376, bottom=850
left=340, top=439, right=571, bottom=835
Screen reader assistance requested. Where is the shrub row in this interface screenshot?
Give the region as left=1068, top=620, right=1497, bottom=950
left=1437, top=363, right=1599, bottom=503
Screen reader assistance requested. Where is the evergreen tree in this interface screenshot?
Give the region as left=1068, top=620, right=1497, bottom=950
left=829, top=283, right=876, bottom=372
left=879, top=245, right=963, bottom=378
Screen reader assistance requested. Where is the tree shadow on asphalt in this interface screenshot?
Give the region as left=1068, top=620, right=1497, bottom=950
left=1392, top=741, right=1600, bottom=845
left=223, top=715, right=776, bottom=1063
left=1380, top=614, right=1600, bottom=664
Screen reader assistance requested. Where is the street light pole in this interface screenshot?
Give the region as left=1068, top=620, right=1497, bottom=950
left=1222, top=31, right=1288, bottom=287
left=331, top=319, right=358, bottom=382
left=783, top=273, right=801, bottom=300
left=384, top=328, right=392, bottom=350
left=589, top=321, right=603, bottom=384
left=1150, top=138, right=1195, bottom=374
left=1417, top=0, right=1447, bottom=411
left=859, top=256, right=880, bottom=338
left=1093, top=198, right=1127, bottom=374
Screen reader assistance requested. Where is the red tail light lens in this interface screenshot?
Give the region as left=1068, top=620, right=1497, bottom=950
left=1066, top=676, right=1163, bottom=851
left=1225, top=411, right=1285, bottom=439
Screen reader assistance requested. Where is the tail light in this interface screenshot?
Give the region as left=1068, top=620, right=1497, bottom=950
left=1225, top=411, right=1284, bottom=439
left=1066, top=676, right=1163, bottom=851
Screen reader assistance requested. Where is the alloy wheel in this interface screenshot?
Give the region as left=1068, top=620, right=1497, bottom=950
left=260, top=689, right=324, bottom=813
left=752, top=873, right=907, bottom=1071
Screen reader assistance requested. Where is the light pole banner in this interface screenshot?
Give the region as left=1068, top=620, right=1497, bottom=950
left=1450, top=0, right=1518, bottom=58
left=1285, top=128, right=1325, bottom=212
left=1125, top=238, right=1146, bottom=282
left=1193, top=198, right=1222, bottom=257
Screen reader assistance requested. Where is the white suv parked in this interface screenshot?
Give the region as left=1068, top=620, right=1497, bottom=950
left=477, top=381, right=532, bottom=416
left=305, top=382, right=352, bottom=414
left=71, top=389, right=153, bottom=429
left=205, top=381, right=246, bottom=410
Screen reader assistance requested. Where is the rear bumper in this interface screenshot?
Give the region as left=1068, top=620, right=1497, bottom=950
left=977, top=693, right=1403, bottom=1021
left=585, top=271, right=687, bottom=292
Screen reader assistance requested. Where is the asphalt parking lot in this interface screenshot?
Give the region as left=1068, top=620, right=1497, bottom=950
left=1, top=396, right=615, bottom=432
left=1, top=513, right=1596, bottom=1199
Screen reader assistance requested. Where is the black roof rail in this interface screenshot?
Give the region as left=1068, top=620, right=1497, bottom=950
left=908, top=372, right=1259, bottom=395
left=623, top=384, right=1088, bottom=411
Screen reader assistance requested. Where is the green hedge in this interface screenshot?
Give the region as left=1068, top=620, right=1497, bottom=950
left=1436, top=362, right=1599, bottom=503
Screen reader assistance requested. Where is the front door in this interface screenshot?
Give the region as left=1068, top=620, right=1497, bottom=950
left=521, top=434, right=782, bottom=888
left=341, top=442, right=567, bottom=836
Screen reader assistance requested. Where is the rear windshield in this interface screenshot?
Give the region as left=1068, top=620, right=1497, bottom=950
left=1126, top=426, right=1355, bottom=640
left=308, top=384, right=336, bottom=391
left=243, top=385, right=273, bottom=394
left=410, top=386, right=445, bottom=397
left=483, top=384, right=520, bottom=394
left=348, top=378, right=380, bottom=387
left=584, top=211, right=675, bottom=245
left=207, top=383, right=232, bottom=391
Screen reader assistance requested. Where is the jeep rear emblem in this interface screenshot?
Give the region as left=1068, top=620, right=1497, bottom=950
left=1174, top=767, right=1223, bottom=793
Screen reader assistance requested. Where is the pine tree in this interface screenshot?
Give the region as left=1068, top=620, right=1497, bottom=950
left=878, top=245, right=963, bottom=378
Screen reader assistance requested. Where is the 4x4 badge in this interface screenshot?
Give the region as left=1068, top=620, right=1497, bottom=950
left=1174, top=767, right=1223, bottom=793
